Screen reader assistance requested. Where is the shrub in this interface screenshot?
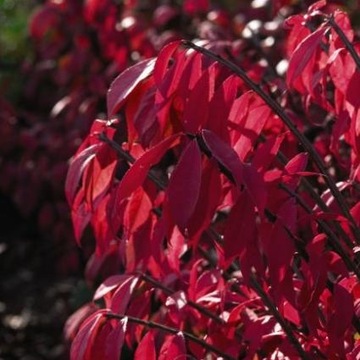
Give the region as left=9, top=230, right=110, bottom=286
left=5, top=0, right=360, bottom=358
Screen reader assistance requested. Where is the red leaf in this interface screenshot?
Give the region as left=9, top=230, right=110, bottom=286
left=154, top=41, right=181, bottom=89
left=187, top=159, right=222, bottom=243
left=308, top=0, right=326, bottom=13
left=135, top=331, right=157, bottom=360
left=86, top=322, right=112, bottom=359
left=94, top=274, right=133, bottom=301
left=115, top=134, right=182, bottom=203
left=252, top=134, right=285, bottom=173
left=84, top=243, right=122, bottom=286
left=133, top=84, right=158, bottom=146
left=328, top=49, right=354, bottom=95
left=264, top=200, right=296, bottom=289
left=224, top=191, right=262, bottom=281
left=283, top=152, right=308, bottom=189
left=191, top=268, right=223, bottom=302
left=91, top=194, right=113, bottom=255
left=242, top=312, right=277, bottom=359
left=327, top=284, right=354, bottom=356
left=207, top=75, right=239, bottom=137
left=351, top=201, right=360, bottom=227
left=201, top=130, right=266, bottom=213
left=332, top=11, right=354, bottom=48
left=177, top=51, right=203, bottom=99
left=182, top=65, right=214, bottom=133
left=243, top=164, right=267, bottom=215
left=330, top=110, right=350, bottom=156
left=156, top=46, right=187, bottom=98
left=70, top=310, right=106, bottom=360
left=188, top=259, right=205, bottom=301
left=124, top=187, right=153, bottom=236
left=104, top=317, right=128, bottom=360
left=84, top=144, right=117, bottom=208
left=66, top=144, right=101, bottom=205
left=346, top=70, right=360, bottom=108
left=167, top=140, right=202, bottom=230
left=107, top=58, right=156, bottom=116
left=230, top=93, right=271, bottom=161
left=110, top=275, right=140, bottom=314
left=64, top=303, right=99, bottom=342
left=281, top=300, right=300, bottom=326
left=287, top=26, right=328, bottom=86
left=124, top=188, right=154, bottom=271
left=167, top=226, right=187, bottom=272
left=201, top=129, right=244, bottom=188
left=158, top=333, right=186, bottom=360
left=285, top=152, right=308, bottom=175
left=71, top=188, right=92, bottom=244
left=125, top=78, right=157, bottom=145
left=94, top=275, right=138, bottom=306
left=75, top=314, right=127, bottom=360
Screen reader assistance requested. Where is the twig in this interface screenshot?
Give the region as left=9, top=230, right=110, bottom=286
left=98, top=132, right=167, bottom=190
left=259, top=134, right=355, bottom=249
left=182, top=40, right=360, bottom=244
left=106, top=312, right=237, bottom=360
left=279, top=183, right=360, bottom=279
left=249, top=274, right=310, bottom=360
left=139, top=272, right=226, bottom=325
left=197, top=244, right=310, bottom=359
left=325, top=15, right=360, bottom=70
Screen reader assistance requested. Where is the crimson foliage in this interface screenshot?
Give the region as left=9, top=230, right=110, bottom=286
left=0, top=0, right=235, bottom=273
left=60, top=0, right=360, bottom=358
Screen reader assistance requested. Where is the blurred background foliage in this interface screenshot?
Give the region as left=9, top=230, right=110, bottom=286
left=0, top=0, right=38, bottom=100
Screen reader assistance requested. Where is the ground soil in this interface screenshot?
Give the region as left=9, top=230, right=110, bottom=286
left=0, top=193, right=84, bottom=360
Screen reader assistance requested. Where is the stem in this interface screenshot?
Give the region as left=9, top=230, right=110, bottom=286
left=325, top=15, right=360, bottom=70
left=98, top=132, right=167, bottom=190
left=139, top=272, right=226, bottom=325
left=277, top=150, right=356, bottom=249
left=259, top=133, right=355, bottom=248
left=279, top=183, right=360, bottom=279
left=199, top=131, right=360, bottom=280
left=182, top=40, right=360, bottom=243
left=196, top=247, right=309, bottom=359
left=249, top=274, right=310, bottom=360
left=106, top=312, right=237, bottom=360
left=263, top=124, right=357, bottom=250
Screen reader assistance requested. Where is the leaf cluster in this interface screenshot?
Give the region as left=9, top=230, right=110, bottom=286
left=66, top=1, right=360, bottom=359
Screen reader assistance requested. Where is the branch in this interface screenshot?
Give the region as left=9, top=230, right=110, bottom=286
left=98, top=132, right=167, bottom=190
left=279, top=183, right=360, bottom=279
left=249, top=274, right=311, bottom=360
left=106, top=312, right=237, bottom=360
left=258, top=133, right=355, bottom=250
left=325, top=15, right=360, bottom=70
left=182, top=40, right=360, bottom=244
left=138, top=272, right=226, bottom=325
left=197, top=244, right=310, bottom=360
left=276, top=148, right=355, bottom=250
